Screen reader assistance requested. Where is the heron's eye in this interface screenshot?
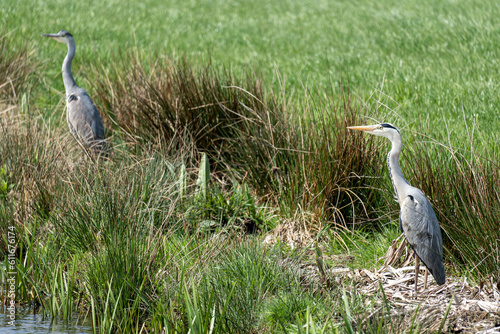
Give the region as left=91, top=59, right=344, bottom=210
left=379, top=126, right=383, bottom=130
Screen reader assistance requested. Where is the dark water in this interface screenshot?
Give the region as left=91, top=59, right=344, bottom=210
left=0, top=307, right=93, bottom=333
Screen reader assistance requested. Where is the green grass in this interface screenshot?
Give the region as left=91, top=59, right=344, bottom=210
left=0, top=97, right=454, bottom=332
left=325, top=225, right=402, bottom=269
left=0, top=108, right=399, bottom=332
left=3, top=0, right=500, bottom=140
left=1, top=1, right=500, bottom=332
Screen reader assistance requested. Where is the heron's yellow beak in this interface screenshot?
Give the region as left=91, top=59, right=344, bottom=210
left=347, top=125, right=377, bottom=132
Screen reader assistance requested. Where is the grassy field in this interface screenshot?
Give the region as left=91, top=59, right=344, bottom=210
left=1, top=0, right=500, bottom=332
left=4, top=0, right=500, bottom=138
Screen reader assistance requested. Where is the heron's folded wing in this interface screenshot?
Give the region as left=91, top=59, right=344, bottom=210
left=401, top=193, right=445, bottom=285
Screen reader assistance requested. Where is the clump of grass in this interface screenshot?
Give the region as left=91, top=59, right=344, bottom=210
left=90, top=54, right=266, bottom=152
left=186, top=182, right=271, bottom=233
left=198, top=239, right=300, bottom=331
left=0, top=29, right=39, bottom=104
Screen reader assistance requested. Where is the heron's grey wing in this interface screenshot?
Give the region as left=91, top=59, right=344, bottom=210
left=400, top=192, right=445, bottom=285
left=67, top=90, right=106, bottom=150
left=83, top=93, right=108, bottom=154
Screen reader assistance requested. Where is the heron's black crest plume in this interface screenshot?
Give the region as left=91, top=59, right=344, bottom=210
left=59, top=30, right=72, bottom=37
left=380, top=123, right=400, bottom=133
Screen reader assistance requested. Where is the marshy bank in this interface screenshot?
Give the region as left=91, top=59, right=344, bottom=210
left=1, top=30, right=499, bottom=333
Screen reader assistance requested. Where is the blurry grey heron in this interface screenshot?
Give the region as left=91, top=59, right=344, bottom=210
left=347, top=123, right=445, bottom=293
left=42, top=30, right=108, bottom=157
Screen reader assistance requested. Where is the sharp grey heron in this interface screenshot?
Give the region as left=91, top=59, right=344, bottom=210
left=348, top=123, right=445, bottom=293
left=42, top=30, right=108, bottom=157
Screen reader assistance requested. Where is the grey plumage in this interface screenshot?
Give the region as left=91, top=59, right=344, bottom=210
left=348, top=123, right=445, bottom=289
left=400, top=193, right=445, bottom=285
left=42, top=30, right=108, bottom=156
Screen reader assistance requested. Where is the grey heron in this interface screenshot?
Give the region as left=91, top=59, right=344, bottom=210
left=42, top=30, right=108, bottom=157
left=348, top=123, right=445, bottom=292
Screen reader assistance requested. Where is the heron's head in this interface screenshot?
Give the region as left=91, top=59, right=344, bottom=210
left=42, top=30, right=73, bottom=44
left=347, top=123, right=401, bottom=141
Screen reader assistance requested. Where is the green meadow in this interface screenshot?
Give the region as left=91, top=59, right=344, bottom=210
left=1, top=0, right=500, bottom=332
left=5, top=0, right=500, bottom=136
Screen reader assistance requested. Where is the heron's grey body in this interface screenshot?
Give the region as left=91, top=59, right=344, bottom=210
left=348, top=123, right=445, bottom=288
left=43, top=30, right=107, bottom=156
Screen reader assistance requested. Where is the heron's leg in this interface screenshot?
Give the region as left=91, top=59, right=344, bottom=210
left=414, top=252, right=419, bottom=295
left=424, top=267, right=428, bottom=290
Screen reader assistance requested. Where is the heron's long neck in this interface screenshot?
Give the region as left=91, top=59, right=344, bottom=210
left=62, top=40, right=77, bottom=93
left=387, top=138, right=410, bottom=204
